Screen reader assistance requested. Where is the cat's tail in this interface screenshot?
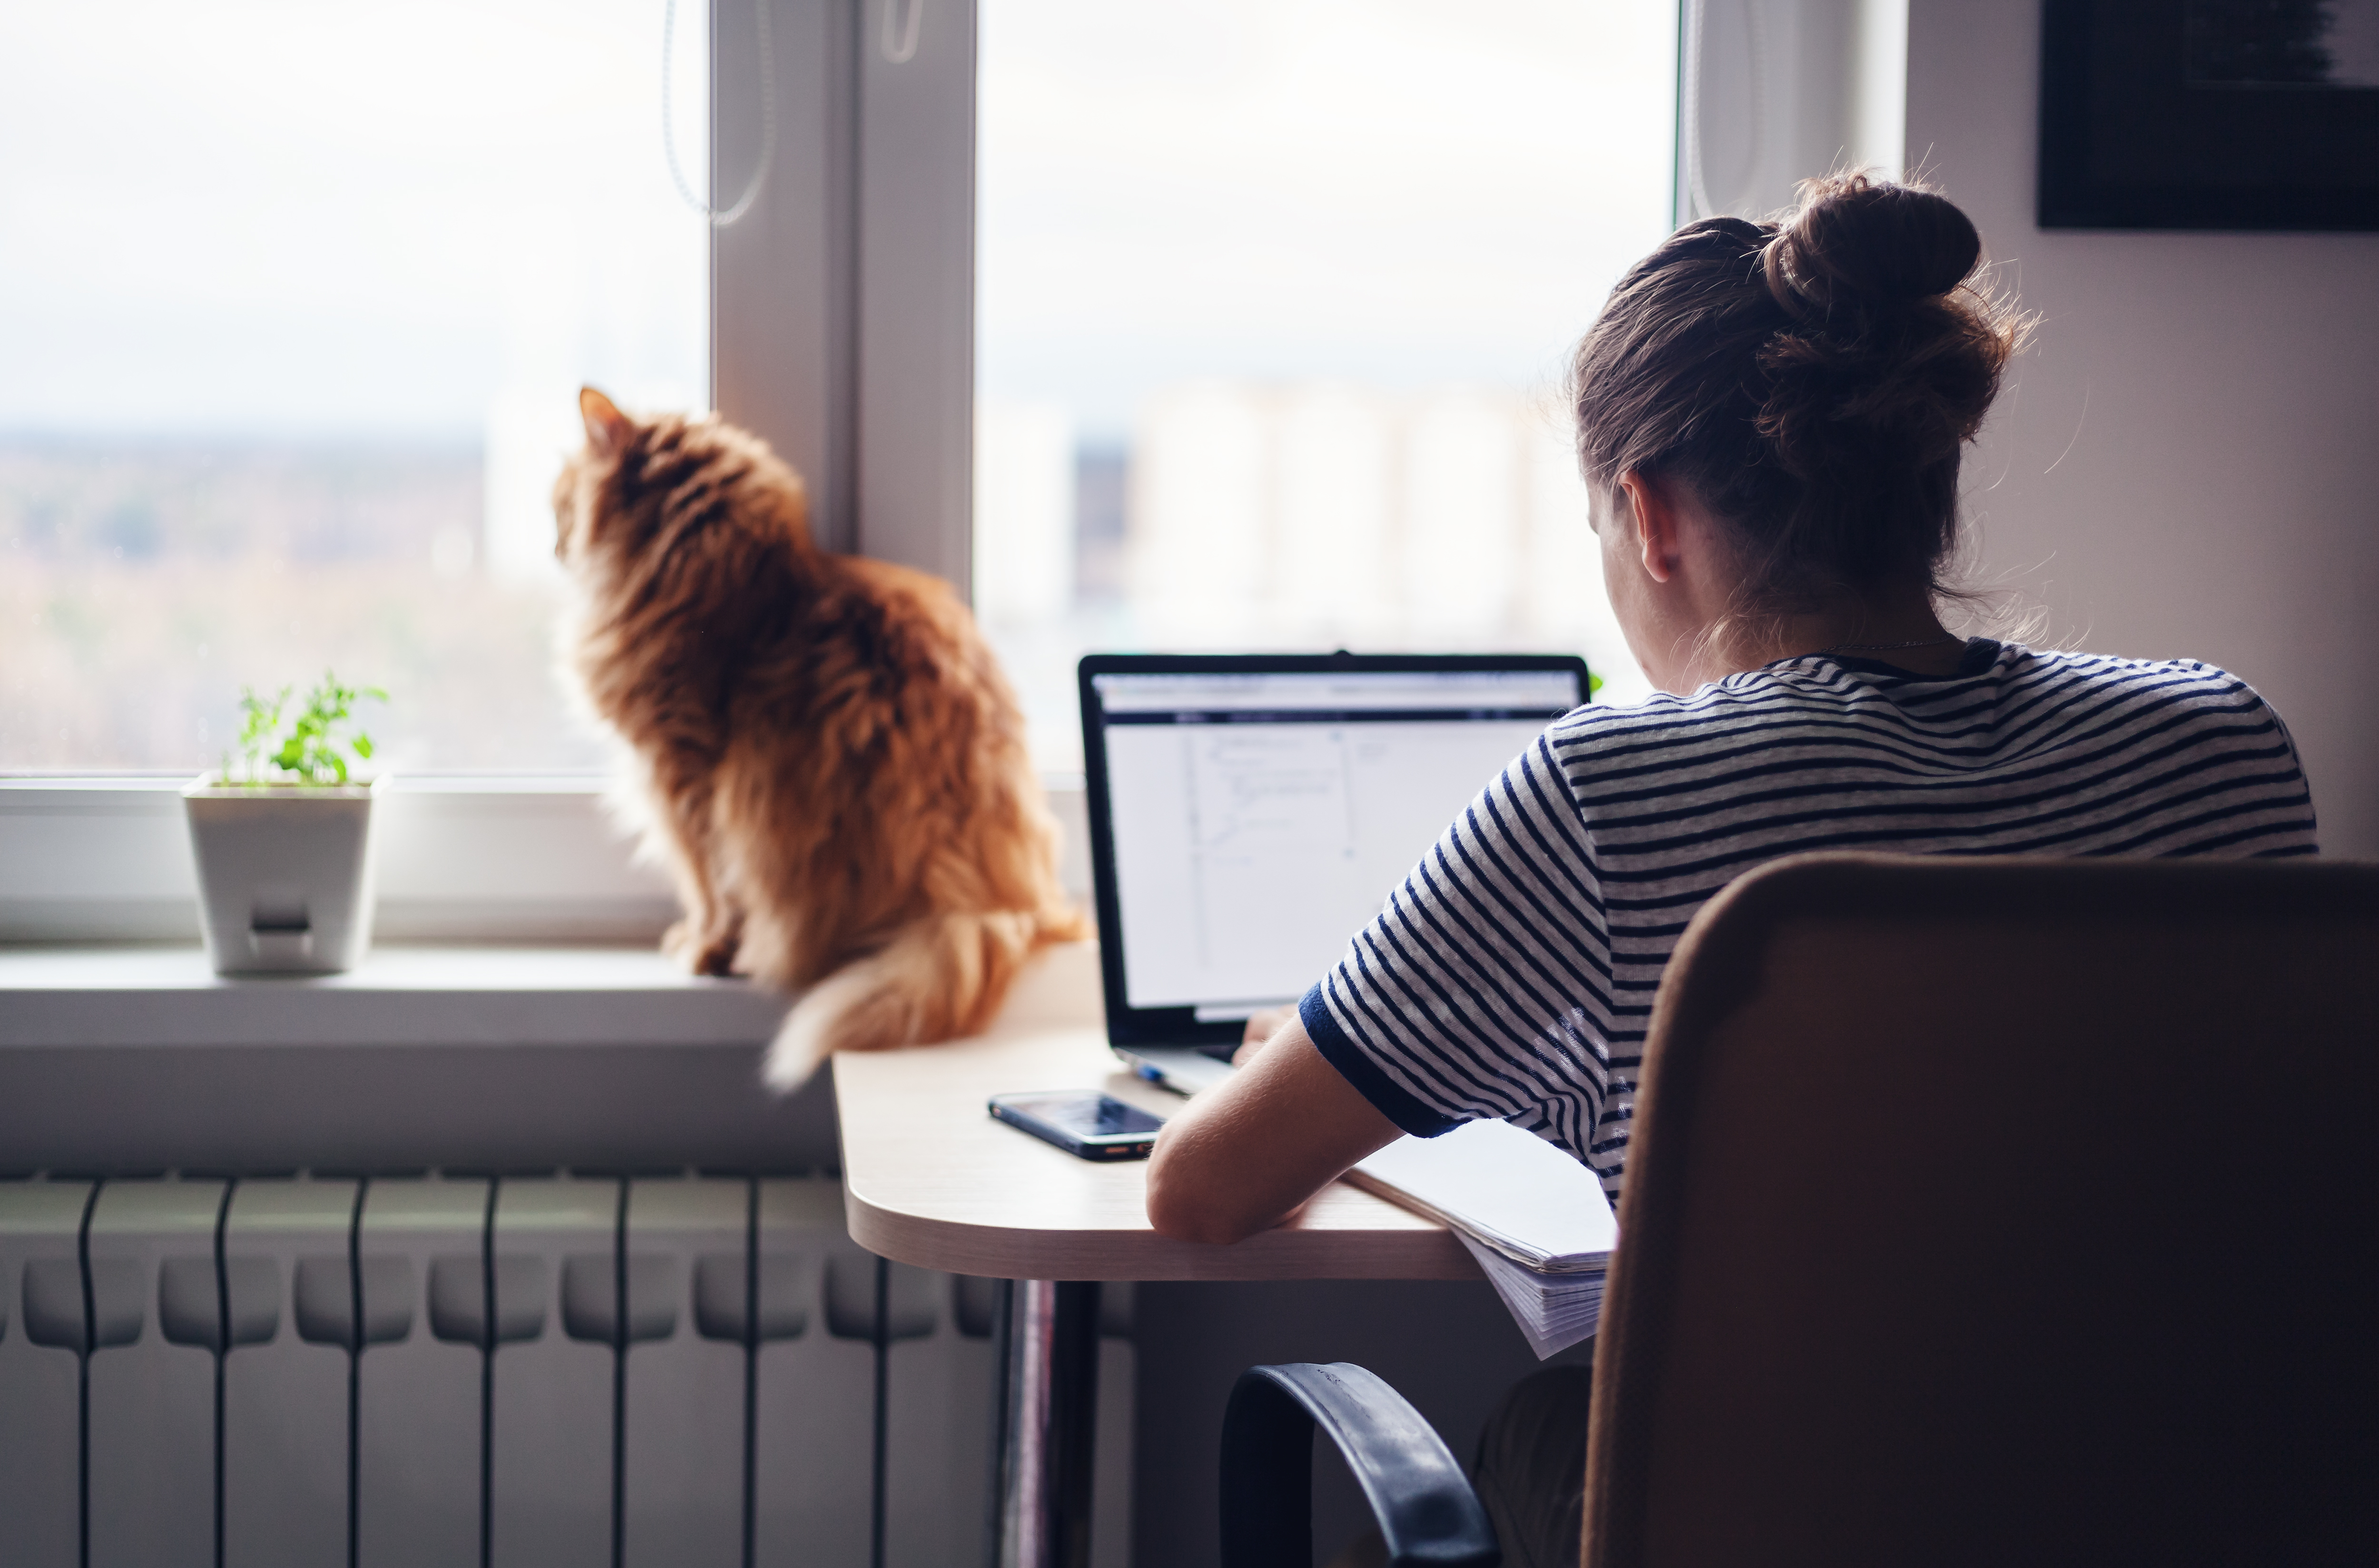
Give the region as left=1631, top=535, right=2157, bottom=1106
left=760, top=906, right=1085, bottom=1091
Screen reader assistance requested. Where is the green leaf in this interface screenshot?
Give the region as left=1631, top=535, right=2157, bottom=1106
left=228, top=667, right=386, bottom=787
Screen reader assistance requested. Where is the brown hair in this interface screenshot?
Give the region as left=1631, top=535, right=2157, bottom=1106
left=1571, top=174, right=2025, bottom=613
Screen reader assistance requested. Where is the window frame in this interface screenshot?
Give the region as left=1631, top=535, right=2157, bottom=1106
left=2, top=0, right=978, bottom=943
left=0, top=776, right=677, bottom=944
left=12, top=0, right=1887, bottom=940
left=712, top=0, right=975, bottom=586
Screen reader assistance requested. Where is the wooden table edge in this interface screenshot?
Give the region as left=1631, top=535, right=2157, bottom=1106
left=843, top=1178, right=1484, bottom=1283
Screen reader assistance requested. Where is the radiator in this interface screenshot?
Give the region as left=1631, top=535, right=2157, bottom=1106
left=0, top=1174, right=1134, bottom=1568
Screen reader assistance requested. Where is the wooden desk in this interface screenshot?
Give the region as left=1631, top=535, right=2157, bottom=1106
left=836, top=1024, right=1474, bottom=1283
left=830, top=947, right=1475, bottom=1568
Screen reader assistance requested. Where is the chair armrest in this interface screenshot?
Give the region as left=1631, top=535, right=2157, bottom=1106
left=1220, top=1361, right=1499, bottom=1568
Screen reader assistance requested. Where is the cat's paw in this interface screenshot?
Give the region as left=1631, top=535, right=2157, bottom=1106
left=662, top=919, right=741, bottom=976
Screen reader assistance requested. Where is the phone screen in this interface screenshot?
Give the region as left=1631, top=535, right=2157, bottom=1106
left=1000, top=1092, right=1166, bottom=1138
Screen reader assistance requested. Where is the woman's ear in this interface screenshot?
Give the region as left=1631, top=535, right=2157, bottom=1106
left=1617, top=470, right=1680, bottom=585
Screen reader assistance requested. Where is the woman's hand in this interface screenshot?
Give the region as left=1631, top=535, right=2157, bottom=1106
left=1145, top=1012, right=1402, bottom=1245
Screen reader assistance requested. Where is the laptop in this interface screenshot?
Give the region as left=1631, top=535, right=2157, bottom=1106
left=1078, top=651, right=1593, bottom=1095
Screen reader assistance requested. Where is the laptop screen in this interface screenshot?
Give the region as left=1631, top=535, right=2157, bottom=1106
left=1080, top=657, right=1587, bottom=1039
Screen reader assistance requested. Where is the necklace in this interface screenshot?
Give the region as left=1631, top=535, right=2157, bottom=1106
left=1819, top=635, right=1965, bottom=655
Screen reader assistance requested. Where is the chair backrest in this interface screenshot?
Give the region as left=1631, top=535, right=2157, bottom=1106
left=1581, top=853, right=2379, bottom=1568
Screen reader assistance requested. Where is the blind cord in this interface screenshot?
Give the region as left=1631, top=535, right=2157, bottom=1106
left=883, top=0, right=923, bottom=64
left=664, top=0, right=778, bottom=227
left=1681, top=0, right=1767, bottom=222
left=1683, top=0, right=1710, bottom=219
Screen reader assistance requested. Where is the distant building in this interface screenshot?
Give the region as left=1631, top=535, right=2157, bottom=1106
left=971, top=381, right=1647, bottom=770
left=1126, top=381, right=1637, bottom=688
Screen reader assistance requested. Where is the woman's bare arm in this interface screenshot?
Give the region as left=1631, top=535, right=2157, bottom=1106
left=1143, top=1013, right=1403, bottom=1245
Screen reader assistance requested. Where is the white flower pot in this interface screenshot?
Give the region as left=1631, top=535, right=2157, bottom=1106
left=183, top=774, right=385, bottom=975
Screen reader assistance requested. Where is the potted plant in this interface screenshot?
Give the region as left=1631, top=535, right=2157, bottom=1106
left=184, top=673, right=388, bottom=975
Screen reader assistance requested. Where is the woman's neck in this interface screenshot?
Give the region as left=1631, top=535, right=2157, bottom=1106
left=1688, top=595, right=1966, bottom=686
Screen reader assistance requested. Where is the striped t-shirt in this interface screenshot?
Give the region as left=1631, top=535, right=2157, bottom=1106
left=1299, top=639, right=2319, bottom=1199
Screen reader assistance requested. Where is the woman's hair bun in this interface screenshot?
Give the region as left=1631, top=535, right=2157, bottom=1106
left=1762, top=173, right=1982, bottom=315
left=1571, top=172, right=2025, bottom=612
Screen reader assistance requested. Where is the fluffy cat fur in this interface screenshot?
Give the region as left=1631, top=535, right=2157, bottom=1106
left=552, top=387, right=1087, bottom=1088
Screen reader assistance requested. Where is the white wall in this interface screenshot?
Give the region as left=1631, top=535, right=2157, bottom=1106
left=1907, top=0, right=2379, bottom=855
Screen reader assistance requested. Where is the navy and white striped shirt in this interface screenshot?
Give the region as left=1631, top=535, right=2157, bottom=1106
left=1300, top=639, right=2319, bottom=1199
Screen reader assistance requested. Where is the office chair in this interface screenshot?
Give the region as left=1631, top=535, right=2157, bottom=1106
left=1220, top=853, right=2379, bottom=1568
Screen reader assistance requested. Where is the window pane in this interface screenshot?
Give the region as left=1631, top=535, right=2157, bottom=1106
left=976, top=0, right=1674, bottom=769
left=0, top=0, right=709, bottom=770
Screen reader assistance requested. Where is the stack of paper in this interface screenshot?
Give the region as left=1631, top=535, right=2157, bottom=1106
left=1349, top=1118, right=1616, bottom=1358
left=1450, top=1237, right=1607, bottom=1360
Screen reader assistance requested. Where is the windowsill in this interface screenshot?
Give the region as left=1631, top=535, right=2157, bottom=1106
left=0, top=774, right=1091, bottom=945
left=0, top=940, right=1100, bottom=1175
left=0, top=943, right=785, bottom=1050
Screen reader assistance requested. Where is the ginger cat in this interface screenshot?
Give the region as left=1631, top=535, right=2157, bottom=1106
left=552, top=388, right=1087, bottom=1087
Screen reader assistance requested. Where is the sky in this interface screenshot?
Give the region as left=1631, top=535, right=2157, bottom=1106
left=0, top=0, right=711, bottom=441
left=0, top=0, right=1677, bottom=446
left=977, top=0, right=1678, bottom=440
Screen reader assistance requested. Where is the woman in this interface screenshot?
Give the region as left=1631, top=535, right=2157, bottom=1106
left=1144, top=175, right=2319, bottom=1565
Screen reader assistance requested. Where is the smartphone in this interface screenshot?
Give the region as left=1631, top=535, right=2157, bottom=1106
left=988, top=1091, right=1167, bottom=1161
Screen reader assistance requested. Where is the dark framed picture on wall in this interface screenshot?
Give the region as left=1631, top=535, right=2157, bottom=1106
left=2040, top=0, right=2379, bottom=229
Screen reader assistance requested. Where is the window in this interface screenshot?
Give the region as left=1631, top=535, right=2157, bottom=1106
left=973, top=0, right=1676, bottom=767
left=3, top=0, right=1695, bottom=937
left=0, top=0, right=711, bottom=771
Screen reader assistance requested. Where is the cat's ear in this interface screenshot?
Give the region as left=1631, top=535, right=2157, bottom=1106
left=580, top=386, right=634, bottom=458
